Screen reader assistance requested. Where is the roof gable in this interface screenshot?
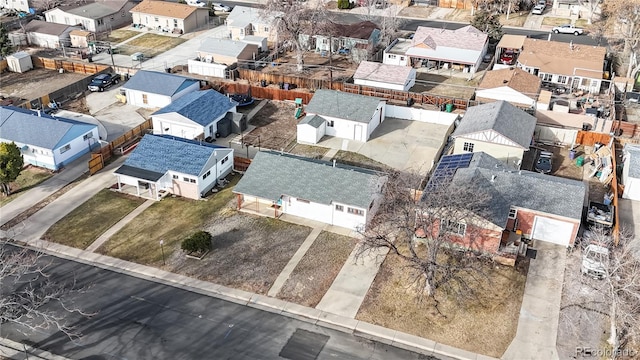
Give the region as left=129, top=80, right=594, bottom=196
left=518, top=38, right=606, bottom=77
left=411, top=25, right=487, bottom=51
left=305, top=90, right=383, bottom=123
left=130, top=0, right=201, bottom=19
left=152, top=90, right=236, bottom=126
left=452, top=101, right=536, bottom=149
left=122, top=70, right=199, bottom=97
left=198, top=38, right=253, bottom=58
left=233, top=151, right=383, bottom=209
left=24, top=20, right=76, bottom=35
left=226, top=6, right=278, bottom=29
left=478, top=67, right=541, bottom=96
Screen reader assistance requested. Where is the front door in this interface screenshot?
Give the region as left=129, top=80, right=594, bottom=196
left=354, top=124, right=363, bottom=141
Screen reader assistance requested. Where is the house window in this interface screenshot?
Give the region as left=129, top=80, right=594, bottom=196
left=240, top=28, right=244, bottom=35
left=508, top=209, right=517, bottom=219
left=440, top=219, right=466, bottom=236
left=142, top=94, right=148, bottom=104
left=59, top=144, right=71, bottom=154
left=173, top=175, right=178, bottom=179
left=183, top=177, right=190, bottom=181
left=591, top=79, right=598, bottom=88
left=557, top=75, right=567, bottom=84
left=327, top=120, right=334, bottom=127
left=83, top=132, right=93, bottom=140
left=174, top=19, right=178, bottom=27
left=335, top=204, right=344, bottom=211
left=202, top=170, right=211, bottom=179
left=463, top=142, right=474, bottom=152
left=347, top=207, right=364, bottom=216
left=388, top=54, right=396, bottom=59
left=221, top=156, right=229, bottom=164
left=154, top=17, right=159, bottom=22
left=297, top=198, right=310, bottom=204
left=541, top=73, right=552, bottom=82
left=400, top=56, right=405, bottom=61
left=97, top=19, right=103, bottom=25
left=189, top=178, right=196, bottom=183
left=264, top=26, right=269, bottom=32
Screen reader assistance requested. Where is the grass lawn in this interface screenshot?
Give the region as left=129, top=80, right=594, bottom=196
left=277, top=231, right=357, bottom=307
left=543, top=17, right=571, bottom=26
left=288, top=143, right=329, bottom=159
left=499, top=12, right=528, bottom=27
left=356, top=251, right=528, bottom=358
left=411, top=73, right=477, bottom=99
left=97, top=175, right=241, bottom=265
left=118, top=34, right=186, bottom=57
left=105, top=29, right=139, bottom=43
left=333, top=150, right=390, bottom=172
left=575, top=19, right=589, bottom=28
left=42, top=189, right=145, bottom=249
left=0, top=167, right=52, bottom=207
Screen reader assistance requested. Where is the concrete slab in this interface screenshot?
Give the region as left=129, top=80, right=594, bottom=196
left=55, top=110, right=108, bottom=141
left=282, top=301, right=322, bottom=322
left=354, top=322, right=397, bottom=345
left=391, top=332, right=436, bottom=354
left=247, top=294, right=287, bottom=314
left=316, top=311, right=359, bottom=332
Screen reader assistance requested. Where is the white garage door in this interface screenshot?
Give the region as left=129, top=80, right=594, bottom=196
left=532, top=216, right=574, bottom=246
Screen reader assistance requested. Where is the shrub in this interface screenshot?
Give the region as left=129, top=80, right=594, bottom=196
left=181, top=231, right=212, bottom=254
left=338, top=0, right=351, bottom=9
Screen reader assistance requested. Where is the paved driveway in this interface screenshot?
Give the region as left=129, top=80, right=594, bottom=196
left=85, top=86, right=147, bottom=142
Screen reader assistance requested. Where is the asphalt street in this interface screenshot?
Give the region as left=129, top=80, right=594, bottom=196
left=1, top=246, right=435, bottom=360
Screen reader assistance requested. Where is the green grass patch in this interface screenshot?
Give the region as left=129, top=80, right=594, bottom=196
left=118, top=34, right=186, bottom=57
left=333, top=150, right=389, bottom=172
left=543, top=17, right=571, bottom=26
left=0, top=167, right=52, bottom=207
left=97, top=175, right=240, bottom=265
left=105, top=29, right=140, bottom=43
left=43, top=189, right=145, bottom=249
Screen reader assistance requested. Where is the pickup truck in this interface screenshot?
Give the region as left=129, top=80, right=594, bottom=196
left=88, top=73, right=120, bottom=92
left=586, top=201, right=614, bottom=228
left=552, top=24, right=584, bottom=35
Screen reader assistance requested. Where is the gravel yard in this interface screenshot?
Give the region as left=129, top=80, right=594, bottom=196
left=243, top=100, right=298, bottom=151
left=0, top=68, right=89, bottom=104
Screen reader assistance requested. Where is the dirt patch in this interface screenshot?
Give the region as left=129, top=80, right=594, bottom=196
left=101, top=29, right=140, bottom=43
left=356, top=252, right=528, bottom=358
left=263, top=51, right=356, bottom=82
left=0, top=68, right=89, bottom=104
left=168, top=211, right=312, bottom=295
left=287, top=143, right=329, bottom=159
left=63, top=97, right=91, bottom=114
left=277, top=231, right=357, bottom=307
left=543, top=17, right=572, bottom=27
left=398, top=5, right=436, bottom=18
left=411, top=73, right=477, bottom=99
left=535, top=145, right=584, bottom=181
left=244, top=100, right=298, bottom=151
left=117, top=34, right=186, bottom=57
left=333, top=150, right=390, bottom=172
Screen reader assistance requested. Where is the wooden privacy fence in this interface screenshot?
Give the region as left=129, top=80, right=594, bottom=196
left=343, top=83, right=473, bottom=110
left=575, top=131, right=612, bottom=146
left=237, top=68, right=344, bottom=91
left=221, top=83, right=314, bottom=103
left=88, top=119, right=153, bottom=175
left=612, top=120, right=639, bottom=138
left=32, top=56, right=110, bottom=74
left=233, top=157, right=252, bottom=172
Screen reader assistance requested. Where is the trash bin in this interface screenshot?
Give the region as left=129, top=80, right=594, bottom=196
left=576, top=156, right=584, bottom=167
left=445, top=103, right=454, bottom=113
left=569, top=149, right=576, bottom=160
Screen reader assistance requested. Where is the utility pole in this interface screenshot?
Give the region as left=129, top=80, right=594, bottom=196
left=329, top=35, right=333, bottom=84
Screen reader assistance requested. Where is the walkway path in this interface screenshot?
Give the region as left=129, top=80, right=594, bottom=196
left=0, top=154, right=90, bottom=228
left=502, top=242, right=566, bottom=360
left=321, top=148, right=339, bottom=162
left=85, top=199, right=155, bottom=252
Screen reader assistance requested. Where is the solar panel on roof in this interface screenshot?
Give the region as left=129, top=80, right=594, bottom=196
left=424, top=153, right=474, bottom=193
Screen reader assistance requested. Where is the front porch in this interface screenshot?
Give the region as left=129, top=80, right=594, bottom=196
left=235, top=194, right=282, bottom=218
left=112, top=181, right=169, bottom=201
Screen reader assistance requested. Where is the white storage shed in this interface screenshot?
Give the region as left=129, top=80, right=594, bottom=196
left=6, top=52, right=33, bottom=73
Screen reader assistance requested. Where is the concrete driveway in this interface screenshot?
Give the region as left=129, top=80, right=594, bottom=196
left=85, top=86, right=147, bottom=142
left=315, top=118, right=453, bottom=174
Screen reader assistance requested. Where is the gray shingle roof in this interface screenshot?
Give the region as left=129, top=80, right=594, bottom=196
left=152, top=90, right=236, bottom=126
left=233, top=151, right=382, bottom=208
left=305, top=90, right=383, bottom=124
left=226, top=6, right=277, bottom=29
left=199, top=38, right=251, bottom=58
left=452, top=101, right=536, bottom=149
left=66, top=2, right=122, bottom=18
left=0, top=106, right=97, bottom=150
left=298, top=114, right=325, bottom=128
left=122, top=70, right=199, bottom=97
left=624, top=144, right=640, bottom=178
left=116, top=135, right=232, bottom=178
left=24, top=20, right=75, bottom=36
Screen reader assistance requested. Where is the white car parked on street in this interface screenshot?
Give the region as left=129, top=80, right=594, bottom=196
left=552, top=24, right=584, bottom=35
left=186, top=0, right=206, bottom=7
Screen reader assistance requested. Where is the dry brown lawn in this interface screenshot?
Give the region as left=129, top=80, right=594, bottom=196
left=288, top=143, right=329, bottom=159
left=543, top=17, right=571, bottom=27
left=0, top=166, right=52, bottom=207
left=277, top=231, right=357, bottom=307
left=244, top=101, right=298, bottom=151
left=356, top=252, right=528, bottom=358
left=443, top=9, right=527, bottom=27
left=119, top=34, right=186, bottom=57
left=332, top=150, right=390, bottom=172
left=104, top=29, right=139, bottom=43
left=411, top=73, right=477, bottom=99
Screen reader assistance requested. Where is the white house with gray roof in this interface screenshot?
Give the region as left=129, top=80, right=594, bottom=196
left=225, top=6, right=279, bottom=41
left=297, top=90, right=386, bottom=144
left=233, top=151, right=385, bottom=231
left=452, top=101, right=536, bottom=169
left=114, top=135, right=233, bottom=200
left=622, top=144, right=640, bottom=201
left=151, top=89, right=237, bottom=140
left=45, top=0, right=135, bottom=34
left=189, top=37, right=259, bottom=78
left=353, top=61, right=416, bottom=92
left=0, top=106, right=99, bottom=171
left=21, top=20, right=80, bottom=49
left=121, top=70, right=200, bottom=108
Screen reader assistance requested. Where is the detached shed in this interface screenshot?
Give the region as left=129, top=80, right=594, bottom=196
left=70, top=30, right=95, bottom=48
left=297, top=115, right=326, bottom=144
left=353, top=61, right=416, bottom=91
left=7, top=52, right=33, bottom=73
left=240, top=35, right=267, bottom=52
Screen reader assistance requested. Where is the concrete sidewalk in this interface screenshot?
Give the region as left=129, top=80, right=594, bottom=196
left=0, top=154, right=90, bottom=228
left=502, top=242, right=566, bottom=360
left=85, top=199, right=155, bottom=252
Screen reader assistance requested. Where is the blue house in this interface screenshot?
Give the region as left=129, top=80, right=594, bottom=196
left=151, top=89, right=238, bottom=140
left=121, top=70, right=200, bottom=108
left=0, top=106, right=99, bottom=171
left=114, top=135, right=234, bottom=200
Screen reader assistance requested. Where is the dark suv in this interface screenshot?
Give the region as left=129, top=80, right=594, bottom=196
left=534, top=151, right=553, bottom=174
left=88, top=73, right=120, bottom=92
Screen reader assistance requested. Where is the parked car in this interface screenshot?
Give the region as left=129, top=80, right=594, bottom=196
left=552, top=24, right=584, bottom=35
left=186, top=0, right=206, bottom=7
left=534, top=151, right=553, bottom=174
left=482, top=53, right=492, bottom=63
left=537, top=0, right=546, bottom=7
left=500, top=50, right=516, bottom=65
left=212, top=3, right=231, bottom=11
left=88, top=73, right=120, bottom=92
left=531, top=5, right=545, bottom=15
left=582, top=243, right=609, bottom=279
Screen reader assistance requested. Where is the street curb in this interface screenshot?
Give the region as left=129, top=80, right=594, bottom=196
left=0, top=338, right=71, bottom=360
left=16, top=241, right=500, bottom=360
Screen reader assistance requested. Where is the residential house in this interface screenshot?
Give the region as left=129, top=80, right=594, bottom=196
left=622, top=144, right=640, bottom=201
left=419, top=152, right=586, bottom=264
left=353, top=60, right=416, bottom=91
left=130, top=0, right=209, bottom=34
left=45, top=0, right=135, bottom=34
left=69, top=29, right=95, bottom=48
left=197, top=38, right=259, bottom=66
left=493, top=34, right=525, bottom=70
left=121, top=70, right=200, bottom=108
left=303, top=21, right=380, bottom=62
left=152, top=89, right=237, bottom=140
left=1, top=0, right=30, bottom=13
left=297, top=89, right=385, bottom=144
left=534, top=110, right=613, bottom=146
left=114, top=134, right=234, bottom=200
left=475, top=67, right=542, bottom=108
left=21, top=20, right=80, bottom=49
left=517, top=38, right=608, bottom=93
left=233, top=151, right=385, bottom=231
left=226, top=6, right=278, bottom=42
left=428, top=0, right=473, bottom=10
left=384, top=25, right=488, bottom=76
left=0, top=106, right=99, bottom=171
left=451, top=101, right=536, bottom=169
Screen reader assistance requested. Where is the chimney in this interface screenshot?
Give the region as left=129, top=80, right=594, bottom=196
left=333, top=159, right=336, bottom=167
left=491, top=175, right=496, bottom=182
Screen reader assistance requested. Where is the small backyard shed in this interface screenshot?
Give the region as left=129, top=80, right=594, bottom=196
left=6, top=52, right=33, bottom=73
left=353, top=61, right=416, bottom=91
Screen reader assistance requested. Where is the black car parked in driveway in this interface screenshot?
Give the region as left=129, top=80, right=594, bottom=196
left=535, top=151, right=553, bottom=174
left=88, top=73, right=120, bottom=92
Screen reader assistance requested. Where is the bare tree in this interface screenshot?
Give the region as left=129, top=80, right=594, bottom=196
left=0, top=241, right=95, bottom=341
left=356, top=170, right=494, bottom=308
left=263, top=0, right=331, bottom=72
left=376, top=11, right=404, bottom=49
left=576, top=0, right=601, bottom=24
left=599, top=0, right=640, bottom=78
